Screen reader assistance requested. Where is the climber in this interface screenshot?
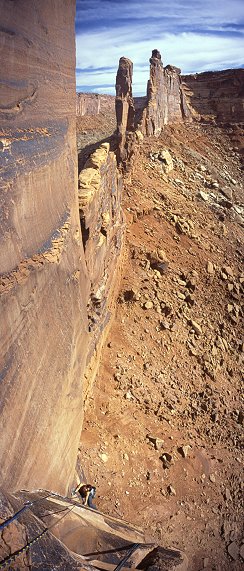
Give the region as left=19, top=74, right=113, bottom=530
left=72, top=483, right=97, bottom=510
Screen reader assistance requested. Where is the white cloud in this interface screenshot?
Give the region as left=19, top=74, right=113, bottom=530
left=76, top=28, right=244, bottom=94
left=76, top=0, right=244, bottom=28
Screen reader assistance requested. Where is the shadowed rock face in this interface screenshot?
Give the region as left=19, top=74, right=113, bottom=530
left=0, top=489, right=187, bottom=570
left=78, top=143, right=124, bottom=401
left=182, top=69, right=244, bottom=122
left=0, top=0, right=89, bottom=494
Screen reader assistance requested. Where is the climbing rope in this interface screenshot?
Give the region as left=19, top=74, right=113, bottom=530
left=0, top=493, right=52, bottom=532
left=114, top=543, right=141, bottom=571
left=0, top=504, right=32, bottom=532
left=0, top=504, right=75, bottom=568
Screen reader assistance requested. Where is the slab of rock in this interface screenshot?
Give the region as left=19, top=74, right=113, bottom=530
left=222, top=265, right=234, bottom=277
left=227, top=541, right=239, bottom=561
left=191, top=320, right=202, bottom=335
left=0, top=0, right=92, bottom=494
left=144, top=301, right=154, bottom=309
left=147, top=435, right=164, bottom=450
left=198, top=190, right=209, bottom=201
left=168, top=484, right=176, bottom=496
left=178, top=445, right=191, bottom=458
left=0, top=0, right=124, bottom=495
left=115, top=56, right=135, bottom=166
left=207, top=261, right=214, bottom=274
left=158, top=149, right=174, bottom=173
left=182, top=69, right=244, bottom=123
left=146, top=50, right=191, bottom=136
left=99, top=453, right=109, bottom=463
left=220, top=187, right=233, bottom=201
left=161, top=453, right=173, bottom=469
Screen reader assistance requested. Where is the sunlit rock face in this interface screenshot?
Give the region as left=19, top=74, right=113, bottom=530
left=115, top=50, right=191, bottom=168
left=182, top=69, right=244, bottom=122
left=76, top=93, right=101, bottom=116
left=0, top=0, right=89, bottom=494
left=0, top=0, right=124, bottom=495
left=115, top=57, right=135, bottom=166
left=78, top=143, right=124, bottom=401
left=146, top=50, right=191, bottom=134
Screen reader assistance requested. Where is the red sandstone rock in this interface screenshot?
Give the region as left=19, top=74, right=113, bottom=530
left=76, top=93, right=101, bottom=116
left=0, top=0, right=89, bottom=495
left=182, top=69, right=244, bottom=122
left=115, top=50, right=191, bottom=169
left=146, top=51, right=191, bottom=135
left=78, top=142, right=124, bottom=394
left=115, top=57, right=135, bottom=165
left=0, top=1, right=124, bottom=497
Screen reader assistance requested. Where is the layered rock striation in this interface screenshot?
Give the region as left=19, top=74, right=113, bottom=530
left=78, top=143, right=124, bottom=400
left=0, top=0, right=87, bottom=495
left=0, top=0, right=124, bottom=496
left=115, top=49, right=191, bottom=167
left=76, top=93, right=101, bottom=116
left=182, top=69, right=244, bottom=122
left=146, top=49, right=190, bottom=135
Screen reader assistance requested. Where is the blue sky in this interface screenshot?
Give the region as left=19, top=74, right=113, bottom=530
left=76, top=0, right=244, bottom=95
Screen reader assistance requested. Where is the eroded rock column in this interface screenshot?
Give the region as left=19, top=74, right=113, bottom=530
left=115, top=57, right=135, bottom=166
left=146, top=50, right=190, bottom=135
left=0, top=0, right=88, bottom=494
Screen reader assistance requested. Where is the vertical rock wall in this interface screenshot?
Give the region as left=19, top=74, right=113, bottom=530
left=146, top=51, right=191, bottom=135
left=76, top=93, right=101, bottom=116
left=115, top=50, right=191, bottom=167
left=115, top=57, right=135, bottom=167
left=78, top=144, right=124, bottom=403
left=182, top=69, right=244, bottom=122
left=0, top=0, right=89, bottom=494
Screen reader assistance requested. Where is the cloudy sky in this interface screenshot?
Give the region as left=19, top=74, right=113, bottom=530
left=76, top=0, right=244, bottom=95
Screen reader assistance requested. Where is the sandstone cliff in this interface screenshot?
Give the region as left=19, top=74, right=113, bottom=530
left=0, top=0, right=87, bottom=494
left=0, top=0, right=124, bottom=496
left=182, top=69, right=244, bottom=122
left=115, top=50, right=191, bottom=167
left=76, top=93, right=101, bottom=116
left=146, top=50, right=190, bottom=135
left=78, top=143, right=124, bottom=401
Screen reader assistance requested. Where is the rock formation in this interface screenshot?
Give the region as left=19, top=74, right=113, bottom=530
left=145, top=50, right=191, bottom=134
left=0, top=0, right=124, bottom=496
left=115, top=50, right=191, bottom=168
left=0, top=0, right=88, bottom=494
left=76, top=93, right=101, bottom=116
left=182, top=69, right=244, bottom=122
left=115, top=57, right=135, bottom=167
left=78, top=143, right=123, bottom=399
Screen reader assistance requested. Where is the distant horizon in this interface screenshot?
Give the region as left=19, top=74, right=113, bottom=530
left=75, top=0, right=244, bottom=96
left=76, top=64, right=244, bottom=96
